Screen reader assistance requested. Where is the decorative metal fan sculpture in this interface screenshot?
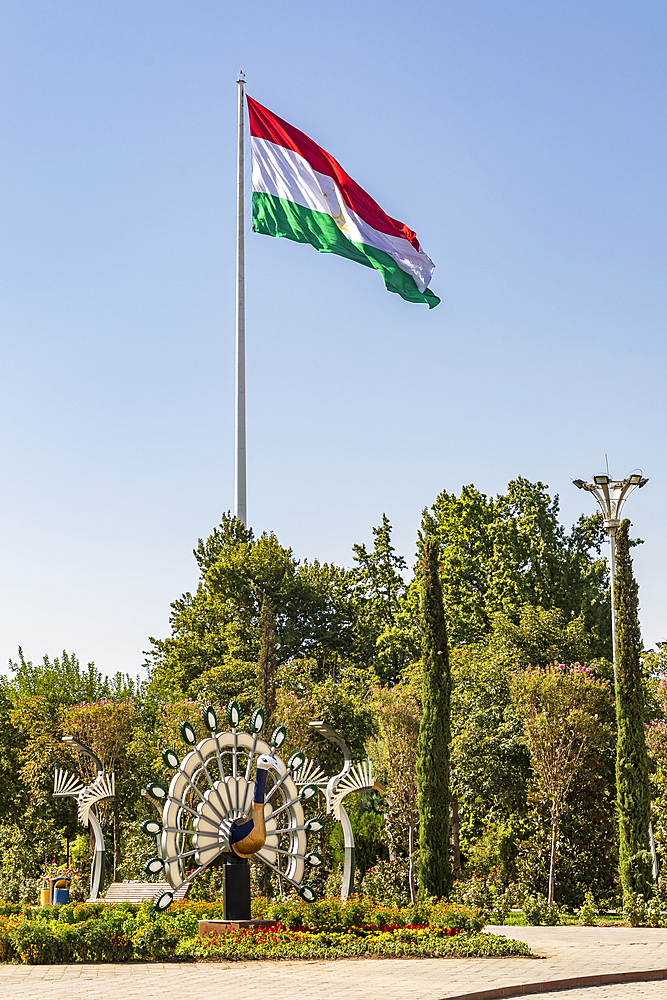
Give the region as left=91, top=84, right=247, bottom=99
left=296, top=722, right=379, bottom=901
left=52, top=737, right=116, bottom=901
left=141, top=702, right=325, bottom=911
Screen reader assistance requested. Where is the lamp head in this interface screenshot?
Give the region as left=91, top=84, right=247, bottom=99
left=572, top=479, right=585, bottom=489
left=594, top=474, right=610, bottom=486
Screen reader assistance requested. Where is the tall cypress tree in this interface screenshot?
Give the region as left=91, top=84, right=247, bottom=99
left=615, top=518, right=652, bottom=898
left=416, top=512, right=452, bottom=898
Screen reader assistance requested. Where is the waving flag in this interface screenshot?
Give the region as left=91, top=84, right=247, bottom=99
left=248, top=97, right=440, bottom=308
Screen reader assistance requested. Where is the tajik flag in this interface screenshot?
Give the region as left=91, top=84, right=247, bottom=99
left=248, top=97, right=440, bottom=308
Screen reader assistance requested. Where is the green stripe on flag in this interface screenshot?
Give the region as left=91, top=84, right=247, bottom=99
left=252, top=192, right=440, bottom=308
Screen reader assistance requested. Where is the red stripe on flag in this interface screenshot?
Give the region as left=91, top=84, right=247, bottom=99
left=247, top=96, right=421, bottom=252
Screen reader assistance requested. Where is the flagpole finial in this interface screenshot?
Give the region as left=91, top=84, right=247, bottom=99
left=238, top=70, right=245, bottom=84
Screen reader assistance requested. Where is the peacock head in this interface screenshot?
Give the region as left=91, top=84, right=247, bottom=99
left=256, top=753, right=280, bottom=772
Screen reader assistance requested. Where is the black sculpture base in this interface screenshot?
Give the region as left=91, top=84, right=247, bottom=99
left=223, top=857, right=251, bottom=921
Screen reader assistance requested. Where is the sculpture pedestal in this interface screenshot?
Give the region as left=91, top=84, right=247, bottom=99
left=198, top=918, right=277, bottom=938
left=223, top=858, right=251, bottom=920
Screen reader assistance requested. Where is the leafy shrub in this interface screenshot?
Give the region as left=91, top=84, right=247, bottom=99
left=323, top=862, right=344, bottom=899
left=117, top=822, right=161, bottom=881
left=359, top=859, right=412, bottom=905
left=132, top=921, right=179, bottom=960
left=523, top=894, right=561, bottom=925
left=0, top=823, right=61, bottom=905
left=79, top=920, right=133, bottom=961
left=451, top=867, right=522, bottom=924
left=252, top=893, right=483, bottom=934
left=185, top=924, right=529, bottom=960
left=0, top=922, right=18, bottom=962
left=0, top=896, right=507, bottom=963
left=578, top=890, right=598, bottom=925
left=10, top=921, right=62, bottom=964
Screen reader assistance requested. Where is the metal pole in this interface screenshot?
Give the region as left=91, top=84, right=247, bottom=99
left=609, top=526, right=617, bottom=684
left=234, top=71, right=247, bottom=527
left=88, top=812, right=106, bottom=901
left=337, top=803, right=356, bottom=902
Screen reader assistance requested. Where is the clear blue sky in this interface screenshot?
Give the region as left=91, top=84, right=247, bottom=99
left=1, top=1, right=666, bottom=677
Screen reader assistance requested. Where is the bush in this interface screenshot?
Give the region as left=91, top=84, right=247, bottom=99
left=451, top=867, right=522, bottom=924
left=79, top=920, right=133, bottom=961
left=252, top=893, right=483, bottom=934
left=132, top=921, right=178, bottom=960
left=185, top=925, right=529, bottom=960
left=323, top=862, right=344, bottom=899
left=0, top=896, right=520, bottom=963
left=0, top=823, right=64, bottom=904
left=10, top=921, right=62, bottom=964
left=359, top=859, right=412, bottom=905
left=578, top=890, right=598, bottom=925
left=523, top=894, right=561, bottom=925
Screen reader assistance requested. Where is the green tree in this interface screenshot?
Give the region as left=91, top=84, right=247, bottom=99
left=370, top=674, right=421, bottom=899
left=511, top=663, right=612, bottom=905
left=60, top=700, right=136, bottom=878
left=353, top=514, right=409, bottom=683
left=450, top=646, right=528, bottom=832
left=485, top=605, right=594, bottom=670
left=0, top=650, right=136, bottom=897
left=615, top=519, right=652, bottom=899
left=416, top=513, right=452, bottom=898
left=431, top=479, right=610, bottom=655
left=147, top=514, right=358, bottom=700
left=450, top=606, right=598, bottom=835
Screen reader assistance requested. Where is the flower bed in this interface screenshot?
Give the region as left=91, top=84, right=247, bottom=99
left=0, top=896, right=531, bottom=964
left=187, top=923, right=530, bottom=960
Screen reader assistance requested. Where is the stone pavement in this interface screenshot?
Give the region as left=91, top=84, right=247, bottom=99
left=0, top=925, right=666, bottom=1000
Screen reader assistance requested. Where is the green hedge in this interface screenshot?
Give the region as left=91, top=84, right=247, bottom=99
left=0, top=896, right=530, bottom=964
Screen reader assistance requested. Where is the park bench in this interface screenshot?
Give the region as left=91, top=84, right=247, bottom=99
left=99, top=880, right=191, bottom=904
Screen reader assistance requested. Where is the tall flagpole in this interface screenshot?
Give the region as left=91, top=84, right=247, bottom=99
left=235, top=71, right=247, bottom=527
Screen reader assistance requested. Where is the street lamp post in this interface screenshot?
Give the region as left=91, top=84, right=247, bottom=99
left=572, top=470, right=656, bottom=879
left=572, top=472, right=648, bottom=681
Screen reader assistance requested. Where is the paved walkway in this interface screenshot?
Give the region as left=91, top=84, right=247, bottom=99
left=0, top=925, right=666, bottom=999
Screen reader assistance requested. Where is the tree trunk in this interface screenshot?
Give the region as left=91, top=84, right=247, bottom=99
left=548, top=813, right=558, bottom=906
left=451, top=792, right=461, bottom=870
left=408, top=825, right=416, bottom=904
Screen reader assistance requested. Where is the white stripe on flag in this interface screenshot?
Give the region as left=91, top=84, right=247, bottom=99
left=251, top=137, right=435, bottom=292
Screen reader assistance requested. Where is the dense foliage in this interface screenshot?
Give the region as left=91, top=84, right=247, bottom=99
left=0, top=897, right=531, bottom=963
left=614, top=519, right=652, bottom=899
left=0, top=477, right=660, bottom=924
left=416, top=514, right=452, bottom=898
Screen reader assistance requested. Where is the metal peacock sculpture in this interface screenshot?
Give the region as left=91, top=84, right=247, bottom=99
left=141, top=702, right=325, bottom=912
